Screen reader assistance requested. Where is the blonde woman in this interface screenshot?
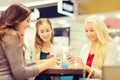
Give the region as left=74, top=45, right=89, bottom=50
left=25, top=18, right=63, bottom=80
left=67, top=15, right=118, bottom=79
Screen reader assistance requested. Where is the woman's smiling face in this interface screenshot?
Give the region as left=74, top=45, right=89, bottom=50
left=85, top=22, right=98, bottom=42
left=38, top=23, right=52, bottom=42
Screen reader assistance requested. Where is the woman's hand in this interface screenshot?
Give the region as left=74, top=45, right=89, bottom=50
left=66, top=54, right=75, bottom=65
left=66, top=54, right=77, bottom=69
left=37, top=57, right=61, bottom=73
left=75, top=57, right=85, bottom=69
left=45, top=57, right=61, bottom=69
left=36, top=60, right=46, bottom=64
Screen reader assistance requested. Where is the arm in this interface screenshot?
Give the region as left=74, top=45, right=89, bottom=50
left=104, top=43, right=118, bottom=65
left=36, top=60, right=46, bottom=64
left=3, top=33, right=60, bottom=79
left=86, top=43, right=118, bottom=79
left=25, top=44, right=37, bottom=66
left=75, top=56, right=102, bottom=78
left=77, top=44, right=102, bottom=78
left=51, top=44, right=63, bottom=58
left=3, top=33, right=40, bottom=79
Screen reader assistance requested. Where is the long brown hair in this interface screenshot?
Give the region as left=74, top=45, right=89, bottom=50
left=35, top=18, right=54, bottom=54
left=0, top=3, right=31, bottom=45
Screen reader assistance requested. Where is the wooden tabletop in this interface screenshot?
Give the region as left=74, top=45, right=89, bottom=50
left=41, top=69, right=86, bottom=76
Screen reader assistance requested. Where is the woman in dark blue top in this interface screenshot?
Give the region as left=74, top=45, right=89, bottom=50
left=34, top=18, right=63, bottom=80
left=35, top=52, right=51, bottom=80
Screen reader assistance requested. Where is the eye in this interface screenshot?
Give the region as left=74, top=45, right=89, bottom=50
left=46, top=29, right=50, bottom=32
left=90, top=29, right=94, bottom=32
left=85, top=29, right=88, bottom=32
left=27, top=19, right=30, bottom=23
left=40, top=30, right=44, bottom=33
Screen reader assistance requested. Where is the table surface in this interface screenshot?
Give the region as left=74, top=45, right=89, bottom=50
left=41, top=69, right=86, bottom=76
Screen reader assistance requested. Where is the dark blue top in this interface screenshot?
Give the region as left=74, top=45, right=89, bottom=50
left=40, top=52, right=50, bottom=60
left=35, top=52, right=51, bottom=80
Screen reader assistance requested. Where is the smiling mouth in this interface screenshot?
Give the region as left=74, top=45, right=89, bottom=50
left=44, top=37, right=49, bottom=39
left=24, top=27, right=28, bottom=29
left=44, top=35, right=50, bottom=38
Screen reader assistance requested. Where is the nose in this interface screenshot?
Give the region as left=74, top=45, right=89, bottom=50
left=27, top=26, right=30, bottom=28
left=86, top=31, right=91, bottom=37
left=43, top=32, right=49, bottom=37
left=27, top=23, right=30, bottom=28
left=44, top=32, right=48, bottom=35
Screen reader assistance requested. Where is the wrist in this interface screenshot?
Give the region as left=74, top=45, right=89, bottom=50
left=91, top=69, right=95, bottom=78
left=37, top=62, right=49, bottom=73
left=87, top=68, right=93, bottom=78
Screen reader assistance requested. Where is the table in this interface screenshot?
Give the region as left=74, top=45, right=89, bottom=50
left=41, top=69, right=86, bottom=76
left=41, top=69, right=86, bottom=80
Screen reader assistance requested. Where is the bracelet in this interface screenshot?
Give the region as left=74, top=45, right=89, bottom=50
left=87, top=68, right=93, bottom=78
left=92, top=69, right=96, bottom=79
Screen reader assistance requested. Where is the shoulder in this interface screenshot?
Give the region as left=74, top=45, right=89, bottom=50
left=104, top=42, right=118, bottom=54
left=51, top=44, right=63, bottom=49
left=81, top=44, right=90, bottom=51
left=79, top=44, right=90, bottom=56
left=3, top=29, right=18, bottom=38
left=83, top=44, right=90, bottom=48
left=105, top=42, right=117, bottom=49
left=51, top=44, right=63, bottom=52
left=3, top=29, right=19, bottom=44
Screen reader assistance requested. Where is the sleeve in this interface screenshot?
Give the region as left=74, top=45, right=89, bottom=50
left=79, top=44, right=102, bottom=78
left=25, top=46, right=32, bottom=63
left=93, top=69, right=102, bottom=79
left=94, top=43, right=118, bottom=79
left=3, top=33, right=40, bottom=79
left=51, top=44, right=64, bottom=58
left=103, top=43, right=118, bottom=65
left=79, top=44, right=90, bottom=64
left=25, top=44, right=36, bottom=66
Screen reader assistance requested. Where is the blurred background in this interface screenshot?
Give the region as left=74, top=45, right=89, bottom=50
left=1, top=0, right=120, bottom=60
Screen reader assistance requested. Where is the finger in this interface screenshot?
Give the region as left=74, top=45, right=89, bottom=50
left=67, top=54, right=74, bottom=59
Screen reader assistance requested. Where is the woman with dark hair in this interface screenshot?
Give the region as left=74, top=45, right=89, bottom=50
left=0, top=3, right=59, bottom=80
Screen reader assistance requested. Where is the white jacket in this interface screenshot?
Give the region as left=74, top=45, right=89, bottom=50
left=79, top=43, right=118, bottom=78
left=25, top=43, right=63, bottom=80
left=25, top=43, right=63, bottom=62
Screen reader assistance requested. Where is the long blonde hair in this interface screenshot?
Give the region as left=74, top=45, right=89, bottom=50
left=34, top=18, right=54, bottom=54
left=85, top=15, right=113, bottom=69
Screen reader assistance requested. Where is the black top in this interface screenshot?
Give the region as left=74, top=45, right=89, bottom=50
left=35, top=51, right=51, bottom=80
